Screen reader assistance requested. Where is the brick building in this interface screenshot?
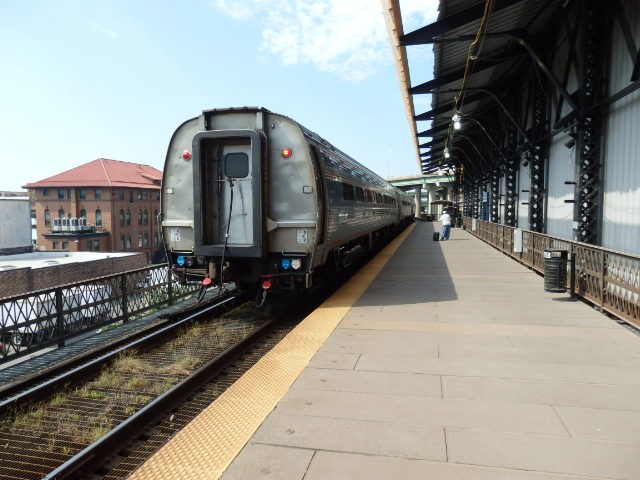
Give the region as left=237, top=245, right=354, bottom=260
left=24, top=158, right=163, bottom=263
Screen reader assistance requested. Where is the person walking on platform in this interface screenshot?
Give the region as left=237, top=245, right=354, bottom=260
left=439, top=210, right=452, bottom=240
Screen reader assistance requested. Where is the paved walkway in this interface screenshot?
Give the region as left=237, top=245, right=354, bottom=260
left=222, top=221, right=640, bottom=480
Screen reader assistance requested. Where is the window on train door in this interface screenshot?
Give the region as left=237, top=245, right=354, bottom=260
left=225, top=152, right=249, bottom=179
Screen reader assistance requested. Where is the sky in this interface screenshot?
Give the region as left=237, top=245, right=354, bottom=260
left=0, top=0, right=438, bottom=192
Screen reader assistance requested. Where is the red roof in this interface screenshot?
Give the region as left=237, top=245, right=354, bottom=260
left=24, top=158, right=162, bottom=189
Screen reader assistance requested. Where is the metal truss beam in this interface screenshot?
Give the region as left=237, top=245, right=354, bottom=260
left=418, top=122, right=450, bottom=138
left=422, top=32, right=578, bottom=113
left=414, top=92, right=485, bottom=120
left=450, top=134, right=492, bottom=170
left=423, top=87, right=532, bottom=144
left=400, top=0, right=517, bottom=46
left=490, top=170, right=500, bottom=223
left=503, top=94, right=519, bottom=227
left=575, top=1, right=612, bottom=244
left=472, top=178, right=481, bottom=219
left=420, top=138, right=446, bottom=150
left=457, top=116, right=509, bottom=163
left=409, top=56, right=517, bottom=94
left=529, top=79, right=548, bottom=233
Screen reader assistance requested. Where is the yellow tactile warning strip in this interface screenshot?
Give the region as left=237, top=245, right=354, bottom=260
left=130, top=223, right=416, bottom=480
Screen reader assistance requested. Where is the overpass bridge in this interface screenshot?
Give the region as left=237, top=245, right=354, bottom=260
left=387, top=173, right=454, bottom=217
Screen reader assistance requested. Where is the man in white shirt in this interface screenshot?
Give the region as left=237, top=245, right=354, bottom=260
left=439, top=211, right=452, bottom=240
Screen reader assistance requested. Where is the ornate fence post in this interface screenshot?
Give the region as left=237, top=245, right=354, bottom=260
left=56, top=289, right=65, bottom=348
left=121, top=274, right=129, bottom=323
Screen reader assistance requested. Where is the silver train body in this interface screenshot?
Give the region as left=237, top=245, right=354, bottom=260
left=162, top=107, right=414, bottom=291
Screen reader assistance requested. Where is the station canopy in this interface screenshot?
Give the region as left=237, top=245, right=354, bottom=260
left=385, top=0, right=566, bottom=175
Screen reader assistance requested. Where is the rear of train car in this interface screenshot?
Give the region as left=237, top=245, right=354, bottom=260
left=161, top=107, right=413, bottom=292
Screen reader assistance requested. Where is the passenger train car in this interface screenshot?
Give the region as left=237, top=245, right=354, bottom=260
left=161, top=107, right=414, bottom=294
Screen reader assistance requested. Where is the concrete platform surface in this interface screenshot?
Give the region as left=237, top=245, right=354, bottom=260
left=222, top=222, right=640, bottom=480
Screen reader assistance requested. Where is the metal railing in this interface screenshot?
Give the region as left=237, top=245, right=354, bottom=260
left=462, top=217, right=640, bottom=329
left=0, top=265, right=199, bottom=362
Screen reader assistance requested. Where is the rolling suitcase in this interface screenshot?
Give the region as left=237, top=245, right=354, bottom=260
left=433, top=231, right=440, bottom=241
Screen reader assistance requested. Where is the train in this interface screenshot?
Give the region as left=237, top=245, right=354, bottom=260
left=160, top=107, right=414, bottom=297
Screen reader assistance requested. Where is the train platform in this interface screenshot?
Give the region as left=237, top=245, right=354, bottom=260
left=131, top=221, right=640, bottom=480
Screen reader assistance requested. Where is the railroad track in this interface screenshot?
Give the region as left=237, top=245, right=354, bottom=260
left=0, top=289, right=321, bottom=479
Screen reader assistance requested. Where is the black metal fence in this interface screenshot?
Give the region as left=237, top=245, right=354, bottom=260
left=462, top=217, right=640, bottom=329
left=0, top=265, right=199, bottom=362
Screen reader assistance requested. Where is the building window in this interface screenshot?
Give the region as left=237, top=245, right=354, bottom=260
left=120, top=233, right=126, bottom=250
left=58, top=208, right=65, bottom=218
left=53, top=241, right=59, bottom=250
left=126, top=233, right=131, bottom=249
left=119, top=209, right=125, bottom=226
left=80, top=208, right=87, bottom=219
left=153, top=209, right=158, bottom=224
left=95, top=209, right=102, bottom=226
left=137, top=191, right=142, bottom=200
left=138, top=233, right=143, bottom=248
left=62, top=241, right=69, bottom=250
left=119, top=190, right=124, bottom=200
left=95, top=189, right=102, bottom=200
left=86, top=240, right=92, bottom=251
left=154, top=231, right=159, bottom=247
left=126, top=209, right=131, bottom=226
left=79, top=189, right=87, bottom=200
left=129, top=191, right=134, bottom=203
left=44, top=209, right=51, bottom=226
left=138, top=209, right=143, bottom=225
left=93, top=240, right=100, bottom=251
left=156, top=191, right=160, bottom=200
left=143, top=232, right=149, bottom=247
left=43, top=189, right=50, bottom=197
left=143, top=191, right=148, bottom=200
left=143, top=209, right=148, bottom=225
left=57, top=189, right=66, bottom=200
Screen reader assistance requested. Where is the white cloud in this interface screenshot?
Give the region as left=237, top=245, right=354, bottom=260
left=211, top=0, right=260, bottom=19
left=399, top=0, right=439, bottom=31
left=92, top=22, right=117, bottom=40
left=213, top=0, right=437, bottom=82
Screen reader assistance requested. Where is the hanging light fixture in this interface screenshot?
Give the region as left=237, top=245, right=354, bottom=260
left=452, top=113, right=462, bottom=130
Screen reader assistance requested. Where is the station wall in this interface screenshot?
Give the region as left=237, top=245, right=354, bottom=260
left=602, top=2, right=640, bottom=255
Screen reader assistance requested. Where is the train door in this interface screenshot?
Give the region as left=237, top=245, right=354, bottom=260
left=220, top=144, right=253, bottom=245
left=192, top=129, right=263, bottom=258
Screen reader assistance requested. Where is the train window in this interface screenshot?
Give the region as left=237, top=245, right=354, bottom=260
left=225, top=152, right=249, bottom=178
left=327, top=179, right=341, bottom=204
left=342, top=183, right=355, bottom=201
left=355, top=187, right=364, bottom=201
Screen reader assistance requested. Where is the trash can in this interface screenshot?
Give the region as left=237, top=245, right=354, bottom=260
left=543, top=249, right=568, bottom=292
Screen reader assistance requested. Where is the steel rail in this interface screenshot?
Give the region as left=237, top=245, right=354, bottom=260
left=44, top=296, right=281, bottom=479
left=0, top=293, right=240, bottom=418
